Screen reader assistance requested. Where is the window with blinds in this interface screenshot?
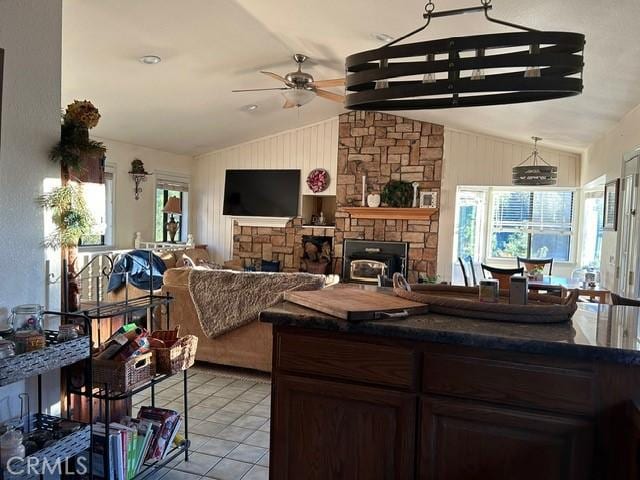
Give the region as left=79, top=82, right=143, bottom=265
left=490, top=189, right=575, bottom=261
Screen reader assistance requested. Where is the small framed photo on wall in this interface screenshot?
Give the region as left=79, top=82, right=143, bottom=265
left=603, top=179, right=620, bottom=231
left=419, top=191, right=438, bottom=209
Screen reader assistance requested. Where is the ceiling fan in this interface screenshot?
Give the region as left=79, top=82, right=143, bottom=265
left=233, top=54, right=345, bottom=108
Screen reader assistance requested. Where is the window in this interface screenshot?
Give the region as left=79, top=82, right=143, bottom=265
left=79, top=170, right=114, bottom=247
left=155, top=177, right=189, bottom=242
left=490, top=189, right=575, bottom=261
left=454, top=189, right=487, bottom=259
left=580, top=189, right=604, bottom=268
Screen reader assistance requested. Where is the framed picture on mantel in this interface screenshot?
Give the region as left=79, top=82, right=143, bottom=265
left=603, top=178, right=620, bottom=231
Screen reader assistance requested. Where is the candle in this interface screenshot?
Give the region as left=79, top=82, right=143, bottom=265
left=361, top=175, right=366, bottom=206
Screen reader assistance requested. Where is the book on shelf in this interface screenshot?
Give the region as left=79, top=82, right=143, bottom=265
left=137, top=406, right=181, bottom=461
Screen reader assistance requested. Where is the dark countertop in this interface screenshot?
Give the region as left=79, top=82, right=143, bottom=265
left=260, top=286, right=640, bottom=365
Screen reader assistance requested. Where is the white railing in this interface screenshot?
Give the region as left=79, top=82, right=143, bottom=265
left=134, top=232, right=194, bottom=251
left=46, top=234, right=195, bottom=310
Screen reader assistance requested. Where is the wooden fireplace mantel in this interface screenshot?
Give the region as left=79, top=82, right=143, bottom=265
left=343, top=207, right=437, bottom=220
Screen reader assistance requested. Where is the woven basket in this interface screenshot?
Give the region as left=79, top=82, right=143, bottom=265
left=151, top=326, right=198, bottom=375
left=93, top=351, right=155, bottom=392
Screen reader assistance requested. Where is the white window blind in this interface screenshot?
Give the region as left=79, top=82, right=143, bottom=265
left=490, top=189, right=575, bottom=261
left=156, top=178, right=189, bottom=192
left=492, top=190, right=574, bottom=233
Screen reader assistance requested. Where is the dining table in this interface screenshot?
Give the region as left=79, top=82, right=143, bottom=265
left=527, top=275, right=610, bottom=303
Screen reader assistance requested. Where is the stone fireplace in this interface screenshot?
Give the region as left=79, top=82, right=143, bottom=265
left=334, top=111, right=442, bottom=282
left=231, top=111, right=442, bottom=282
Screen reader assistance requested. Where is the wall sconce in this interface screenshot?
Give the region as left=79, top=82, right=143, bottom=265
left=128, top=158, right=151, bottom=200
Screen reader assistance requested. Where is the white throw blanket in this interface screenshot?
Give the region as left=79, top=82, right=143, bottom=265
left=188, top=268, right=325, bottom=338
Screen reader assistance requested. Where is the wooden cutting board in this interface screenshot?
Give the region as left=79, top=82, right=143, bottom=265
left=284, top=287, right=429, bottom=322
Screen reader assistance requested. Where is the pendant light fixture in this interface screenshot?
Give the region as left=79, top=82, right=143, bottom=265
left=345, top=0, right=585, bottom=111
left=512, top=137, right=557, bottom=186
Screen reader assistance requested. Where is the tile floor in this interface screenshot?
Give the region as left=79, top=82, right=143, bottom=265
left=132, top=366, right=271, bottom=480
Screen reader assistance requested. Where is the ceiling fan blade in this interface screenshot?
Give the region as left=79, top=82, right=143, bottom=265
left=314, top=89, right=345, bottom=103
left=311, top=78, right=345, bottom=88
left=260, top=71, right=293, bottom=86
left=232, top=87, right=290, bottom=92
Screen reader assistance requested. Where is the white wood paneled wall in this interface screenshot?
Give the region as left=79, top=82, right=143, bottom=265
left=193, top=117, right=339, bottom=262
left=438, top=127, right=582, bottom=282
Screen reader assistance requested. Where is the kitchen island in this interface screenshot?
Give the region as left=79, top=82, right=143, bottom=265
left=261, top=293, right=640, bottom=480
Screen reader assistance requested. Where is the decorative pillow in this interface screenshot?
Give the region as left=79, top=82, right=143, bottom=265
left=261, top=259, right=281, bottom=272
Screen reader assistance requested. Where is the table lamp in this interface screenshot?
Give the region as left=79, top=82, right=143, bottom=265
left=163, top=196, right=182, bottom=243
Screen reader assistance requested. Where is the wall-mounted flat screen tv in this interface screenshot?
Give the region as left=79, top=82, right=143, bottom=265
left=223, top=169, right=300, bottom=217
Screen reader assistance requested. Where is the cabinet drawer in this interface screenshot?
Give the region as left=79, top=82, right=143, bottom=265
left=276, top=332, right=418, bottom=390
left=423, top=351, right=595, bottom=415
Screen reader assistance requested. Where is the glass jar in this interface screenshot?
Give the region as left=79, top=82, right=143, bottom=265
left=57, top=324, right=78, bottom=342
left=9, top=305, right=44, bottom=333
left=0, top=339, right=15, bottom=359
left=0, top=430, right=25, bottom=465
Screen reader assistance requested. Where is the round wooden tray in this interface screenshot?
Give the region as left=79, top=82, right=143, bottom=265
left=392, top=274, right=578, bottom=324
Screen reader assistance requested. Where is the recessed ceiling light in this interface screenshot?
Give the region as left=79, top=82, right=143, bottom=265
left=372, top=33, right=394, bottom=43
left=139, top=55, right=161, bottom=65
left=244, top=104, right=259, bottom=112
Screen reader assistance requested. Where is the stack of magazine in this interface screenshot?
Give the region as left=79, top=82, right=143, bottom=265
left=92, top=406, right=182, bottom=479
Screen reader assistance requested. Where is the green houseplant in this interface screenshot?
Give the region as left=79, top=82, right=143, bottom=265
left=381, top=180, right=414, bottom=207
left=39, top=184, right=94, bottom=249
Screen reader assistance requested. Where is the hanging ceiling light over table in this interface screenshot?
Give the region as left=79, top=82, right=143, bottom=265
left=512, top=137, right=557, bottom=186
left=345, top=0, right=585, bottom=110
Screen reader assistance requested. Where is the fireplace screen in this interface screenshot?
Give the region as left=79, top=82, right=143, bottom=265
left=349, top=259, right=387, bottom=283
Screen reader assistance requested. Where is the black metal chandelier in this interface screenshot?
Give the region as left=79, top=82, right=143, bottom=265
left=512, top=136, right=557, bottom=186
left=345, top=0, right=585, bottom=110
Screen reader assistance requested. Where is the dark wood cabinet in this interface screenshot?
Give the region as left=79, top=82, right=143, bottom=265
left=271, top=374, right=416, bottom=480
left=269, top=326, right=638, bottom=479
left=418, top=396, right=594, bottom=480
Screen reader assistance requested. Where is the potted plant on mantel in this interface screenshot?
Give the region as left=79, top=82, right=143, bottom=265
left=48, top=100, right=106, bottom=311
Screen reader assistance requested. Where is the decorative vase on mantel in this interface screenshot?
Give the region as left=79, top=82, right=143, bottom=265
left=367, top=193, right=381, bottom=208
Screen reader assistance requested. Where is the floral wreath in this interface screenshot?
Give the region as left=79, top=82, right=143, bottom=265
left=306, top=168, right=330, bottom=193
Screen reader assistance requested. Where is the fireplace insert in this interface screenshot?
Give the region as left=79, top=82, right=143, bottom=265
left=342, top=239, right=409, bottom=284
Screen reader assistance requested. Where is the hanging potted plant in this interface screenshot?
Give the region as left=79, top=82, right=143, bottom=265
left=50, top=100, right=106, bottom=182
left=40, top=184, right=94, bottom=249
left=40, top=184, right=95, bottom=311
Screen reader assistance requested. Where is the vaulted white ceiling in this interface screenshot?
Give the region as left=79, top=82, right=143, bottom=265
left=62, top=0, right=640, bottom=155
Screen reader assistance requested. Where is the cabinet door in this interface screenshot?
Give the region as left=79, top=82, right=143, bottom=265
left=419, top=396, right=594, bottom=480
left=271, top=374, right=416, bottom=480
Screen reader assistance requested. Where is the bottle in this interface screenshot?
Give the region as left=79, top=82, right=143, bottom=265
left=0, top=430, right=25, bottom=465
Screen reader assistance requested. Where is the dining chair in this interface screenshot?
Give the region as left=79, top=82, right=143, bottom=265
left=457, top=257, right=470, bottom=287
left=465, top=255, right=478, bottom=287
left=517, top=257, right=554, bottom=275
left=481, top=264, right=524, bottom=288
left=611, top=293, right=640, bottom=307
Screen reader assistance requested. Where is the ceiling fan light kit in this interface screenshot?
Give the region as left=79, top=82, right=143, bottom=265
left=345, top=0, right=585, bottom=111
left=512, top=136, right=557, bottom=186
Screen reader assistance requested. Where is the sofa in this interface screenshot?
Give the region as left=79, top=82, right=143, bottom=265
left=107, top=248, right=272, bottom=372
left=161, top=265, right=275, bottom=372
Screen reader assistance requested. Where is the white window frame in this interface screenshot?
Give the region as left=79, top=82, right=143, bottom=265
left=485, top=186, right=579, bottom=265
left=79, top=164, right=116, bottom=250
left=154, top=172, right=190, bottom=244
